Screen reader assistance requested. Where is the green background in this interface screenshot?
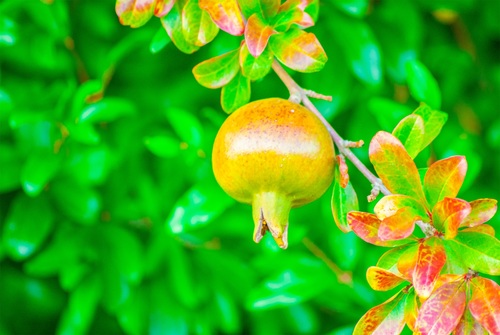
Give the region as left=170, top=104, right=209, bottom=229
left=0, top=0, right=499, bottom=334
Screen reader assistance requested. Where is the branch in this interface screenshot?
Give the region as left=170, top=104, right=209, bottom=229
left=272, top=60, right=390, bottom=197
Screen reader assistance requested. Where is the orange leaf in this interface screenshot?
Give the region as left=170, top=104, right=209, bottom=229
left=461, top=198, right=498, bottom=227
left=379, top=206, right=418, bottom=241
left=461, top=224, right=495, bottom=236
left=397, top=243, right=418, bottom=281
left=413, top=237, right=447, bottom=299
left=348, top=212, right=412, bottom=247
left=415, top=281, right=466, bottom=335
left=116, top=0, right=156, bottom=28
left=432, top=197, right=471, bottom=239
left=244, top=14, right=275, bottom=57
left=423, top=156, right=467, bottom=208
left=366, top=266, right=406, bottom=291
left=199, top=0, right=245, bottom=35
left=468, top=277, right=500, bottom=334
left=155, top=0, right=175, bottom=17
left=374, top=194, right=429, bottom=221
left=337, top=155, right=349, bottom=188
left=353, top=290, right=407, bottom=335
left=369, top=131, right=425, bottom=204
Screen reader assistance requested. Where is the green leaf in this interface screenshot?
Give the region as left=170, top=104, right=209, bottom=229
left=239, top=42, right=274, bottom=81
left=0, top=143, right=21, bottom=192
left=369, top=131, right=425, bottom=203
left=332, top=0, right=369, bottom=17
left=423, top=156, right=467, bottom=208
left=445, top=232, right=500, bottom=276
left=260, top=0, right=281, bottom=19
left=50, top=180, right=101, bottom=225
left=115, top=0, right=156, bottom=28
left=77, top=98, right=135, bottom=123
left=192, top=48, right=240, bottom=88
left=269, top=27, right=327, bottom=73
left=353, top=290, right=406, bottom=335
left=161, top=2, right=200, bottom=54
left=221, top=71, right=251, bottom=114
left=165, top=107, right=204, bottom=147
left=166, top=176, right=235, bottom=234
left=272, top=0, right=314, bottom=32
left=244, top=13, right=274, bottom=57
left=199, top=0, right=245, bottom=35
left=461, top=199, right=498, bottom=227
left=374, top=194, right=429, bottom=222
left=144, top=133, right=180, bottom=157
left=182, top=0, right=219, bottom=46
left=392, top=114, right=425, bottom=159
left=413, top=103, right=448, bottom=150
left=331, top=160, right=359, bottom=233
left=406, top=59, right=442, bottom=109
left=2, top=194, right=54, bottom=261
left=0, top=16, right=17, bottom=46
left=150, top=25, right=171, bottom=53
left=21, top=151, right=62, bottom=196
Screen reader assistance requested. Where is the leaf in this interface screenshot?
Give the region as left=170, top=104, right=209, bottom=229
left=413, top=103, right=448, bottom=151
left=144, top=134, right=180, bottom=157
left=397, top=243, right=418, bottom=281
left=332, top=159, right=359, bottom=233
left=461, top=199, right=498, bottom=227
left=116, top=0, right=156, bottom=28
left=192, top=49, right=240, bottom=88
left=161, top=3, right=200, bottom=54
left=348, top=212, right=412, bottom=247
left=238, top=0, right=262, bottom=19
left=445, top=232, right=500, bottom=276
left=337, top=155, right=349, bottom=188
left=404, top=288, right=418, bottom=331
left=374, top=194, right=429, bottom=222
left=199, top=0, right=245, bottom=35
left=239, top=42, right=274, bottom=81
left=260, top=0, right=281, bottom=19
left=21, top=151, right=61, bottom=197
left=366, top=266, right=406, bottom=291
left=379, top=206, right=419, bottom=241
left=150, top=25, right=171, bottom=53
left=77, top=97, right=136, bottom=123
left=454, top=304, right=488, bottom=335
left=272, top=0, right=314, bottom=32
left=432, top=197, right=471, bottom=239
left=332, top=0, right=369, bottom=17
left=468, top=277, right=500, bottom=335
left=2, top=194, right=54, bottom=261
left=415, top=280, right=466, bottom=335
left=244, top=13, right=275, bottom=57
left=269, top=27, right=327, bottom=73
left=423, top=156, right=467, bottom=208
left=221, top=71, right=251, bottom=114
left=0, top=144, right=21, bottom=192
left=50, top=180, right=101, bottom=225
left=182, top=0, right=219, bottom=46
left=369, top=131, right=425, bottom=203
left=165, top=107, right=204, bottom=147
left=392, top=114, right=425, bottom=159
left=166, top=176, right=235, bottom=234
left=353, top=290, right=406, bottom=335
left=461, top=224, right=495, bottom=236
left=406, top=59, right=442, bottom=109
left=413, top=237, right=447, bottom=299
left=154, top=0, right=175, bottom=17
left=377, top=245, right=412, bottom=274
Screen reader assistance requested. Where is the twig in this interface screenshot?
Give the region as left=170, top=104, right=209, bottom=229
left=271, top=60, right=390, bottom=197
left=302, top=237, right=352, bottom=286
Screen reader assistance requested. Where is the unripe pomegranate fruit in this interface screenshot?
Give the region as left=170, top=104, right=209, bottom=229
left=212, top=98, right=335, bottom=249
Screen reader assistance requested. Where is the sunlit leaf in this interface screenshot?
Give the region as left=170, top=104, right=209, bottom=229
left=415, top=280, right=466, bottom=335
left=192, top=49, right=240, bottom=88
left=406, top=59, right=442, bottom=109
left=461, top=224, right=495, bottom=236
left=244, top=13, right=275, bottom=57
left=461, top=199, right=498, bottom=227
left=239, top=42, right=274, bottom=81
left=404, top=288, right=418, bottom=331
left=413, top=103, right=448, bottom=151
left=413, top=237, right=447, bottom=299
left=445, top=232, right=500, bottom=276
left=392, top=114, right=425, bottom=159
left=348, top=212, right=413, bottom=247
left=161, top=3, right=200, bottom=54
left=397, top=243, right=418, bottom=281
left=424, top=156, right=467, bottom=208
left=377, top=245, right=411, bottom=275
left=432, top=197, right=471, bottom=239
left=366, top=266, right=406, bottom=291
left=369, top=131, right=425, bottom=203
left=374, top=194, right=429, bottom=221
left=454, top=306, right=488, bottom=335
left=155, top=0, right=175, bottom=17
left=221, top=72, right=251, bottom=114
left=353, top=290, right=406, bottom=335
left=116, top=0, right=156, bottom=28
left=199, top=0, right=245, bottom=35
left=379, top=206, right=419, bottom=241
left=332, top=160, right=359, bottom=233
left=269, top=27, right=327, bottom=73
left=468, top=277, right=500, bottom=335
left=182, top=0, right=219, bottom=46
left=272, top=0, right=314, bottom=32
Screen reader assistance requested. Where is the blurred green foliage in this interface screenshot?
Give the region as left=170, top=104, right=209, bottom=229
left=0, top=0, right=499, bottom=334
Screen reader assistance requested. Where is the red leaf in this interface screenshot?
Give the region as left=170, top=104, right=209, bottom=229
left=379, top=206, right=418, bottom=241
left=415, top=281, right=467, bottom=335
left=366, top=266, right=406, bottom=291
left=116, top=0, right=156, bottom=28
left=353, top=290, right=407, bottom=335
left=199, top=0, right=245, bottom=35
left=413, top=237, right=447, bottom=299
left=468, top=277, right=500, bottom=334
left=244, top=14, right=275, bottom=57
left=423, top=156, right=467, bottom=208
left=348, top=212, right=411, bottom=247
left=269, top=28, right=327, bottom=73
left=155, top=0, right=175, bottom=17
left=337, top=155, right=349, bottom=188
left=369, top=131, right=425, bottom=203
left=432, top=197, right=471, bottom=239
left=461, top=199, right=498, bottom=227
